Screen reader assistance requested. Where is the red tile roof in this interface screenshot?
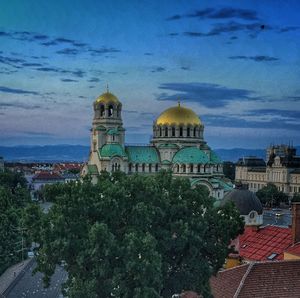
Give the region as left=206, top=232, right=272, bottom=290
left=285, top=242, right=300, bottom=256
left=210, top=260, right=300, bottom=298
left=239, top=225, right=292, bottom=261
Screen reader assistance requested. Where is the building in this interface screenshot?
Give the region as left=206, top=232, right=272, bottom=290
left=235, top=144, right=300, bottom=197
left=31, top=171, right=65, bottom=191
left=81, top=89, right=232, bottom=199
left=210, top=259, right=300, bottom=298
left=223, top=188, right=300, bottom=263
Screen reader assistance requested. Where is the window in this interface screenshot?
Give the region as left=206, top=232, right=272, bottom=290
left=267, top=253, right=278, bottom=260
left=179, top=127, right=183, bottom=137
left=165, top=127, right=168, bottom=137
left=100, top=105, right=105, bottom=117
left=149, top=164, right=152, bottom=172
left=135, top=164, right=139, bottom=172
left=172, top=127, right=176, bottom=137
left=197, top=164, right=200, bottom=173
left=187, top=127, right=190, bottom=137
left=159, top=127, right=162, bottom=137
left=193, top=127, right=197, bottom=137
left=129, top=163, right=132, bottom=172
left=108, top=105, right=113, bottom=117
left=142, top=163, right=145, bottom=172
left=182, top=164, right=186, bottom=172
left=190, top=164, right=193, bottom=173
left=176, top=164, right=179, bottom=172
left=155, top=164, right=159, bottom=172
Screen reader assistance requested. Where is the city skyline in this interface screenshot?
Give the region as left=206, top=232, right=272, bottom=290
left=0, top=0, right=300, bottom=148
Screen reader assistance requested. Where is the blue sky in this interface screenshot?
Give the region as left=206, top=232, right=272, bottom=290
left=0, top=0, right=300, bottom=148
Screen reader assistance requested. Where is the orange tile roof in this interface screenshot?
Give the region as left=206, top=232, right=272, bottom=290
left=210, top=260, right=300, bottom=298
left=239, top=225, right=292, bottom=261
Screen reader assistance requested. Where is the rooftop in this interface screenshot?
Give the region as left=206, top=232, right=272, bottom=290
left=239, top=225, right=292, bottom=261
left=210, top=260, right=300, bottom=298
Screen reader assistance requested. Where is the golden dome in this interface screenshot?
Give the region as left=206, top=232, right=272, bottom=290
left=95, top=91, right=120, bottom=105
left=156, top=103, right=201, bottom=126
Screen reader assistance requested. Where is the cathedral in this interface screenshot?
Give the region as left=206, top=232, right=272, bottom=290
left=81, top=89, right=232, bottom=199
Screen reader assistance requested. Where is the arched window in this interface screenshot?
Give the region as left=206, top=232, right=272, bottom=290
left=142, top=163, right=145, bottom=172
left=100, top=105, right=105, bottom=117
left=187, top=127, right=190, bottom=137
left=197, top=164, right=201, bottom=173
left=193, top=127, right=197, bottom=137
left=149, top=164, right=152, bottom=172
left=179, top=127, right=183, bottom=137
left=190, top=164, right=193, bottom=173
left=108, top=105, right=113, bottom=117
left=172, top=127, right=176, bottom=137
left=129, top=163, right=132, bottom=172
left=159, top=127, right=162, bottom=137
left=177, top=164, right=179, bottom=172
left=165, top=127, right=168, bottom=137
left=155, top=164, right=159, bottom=172
left=135, top=164, right=139, bottom=172
left=182, top=164, right=186, bottom=172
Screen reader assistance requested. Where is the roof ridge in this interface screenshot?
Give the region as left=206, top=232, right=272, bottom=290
left=233, top=262, right=255, bottom=298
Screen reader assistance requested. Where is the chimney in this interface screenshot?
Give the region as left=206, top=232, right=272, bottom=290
left=292, top=202, right=300, bottom=244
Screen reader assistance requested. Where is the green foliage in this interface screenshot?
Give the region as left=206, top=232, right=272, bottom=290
left=0, top=170, right=31, bottom=274
left=39, top=183, right=66, bottom=202
left=256, top=183, right=288, bottom=207
left=27, top=171, right=243, bottom=297
left=292, top=193, right=300, bottom=203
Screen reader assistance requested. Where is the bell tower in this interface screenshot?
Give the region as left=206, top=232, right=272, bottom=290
left=91, top=86, right=125, bottom=151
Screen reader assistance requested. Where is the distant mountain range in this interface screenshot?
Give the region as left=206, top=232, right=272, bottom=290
left=0, top=145, right=299, bottom=163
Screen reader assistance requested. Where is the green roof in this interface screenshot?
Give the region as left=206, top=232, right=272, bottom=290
left=210, top=178, right=233, bottom=191
left=95, top=125, right=106, bottom=131
left=100, top=144, right=126, bottom=158
left=107, top=128, right=120, bottom=135
left=172, top=147, right=209, bottom=164
left=87, top=164, right=99, bottom=175
left=125, top=146, right=160, bottom=163
left=158, top=143, right=178, bottom=149
left=210, top=150, right=222, bottom=164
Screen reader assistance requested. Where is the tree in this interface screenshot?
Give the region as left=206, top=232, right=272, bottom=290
left=26, top=171, right=244, bottom=298
left=0, top=170, right=31, bottom=274
left=292, top=193, right=300, bottom=203
left=256, top=183, right=288, bottom=207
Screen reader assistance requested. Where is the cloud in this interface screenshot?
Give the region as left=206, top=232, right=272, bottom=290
left=166, top=14, right=182, bottom=21
left=60, top=78, right=78, bottom=82
left=0, top=54, right=26, bottom=67
left=157, top=82, right=255, bottom=107
left=22, top=62, right=43, bottom=67
left=32, top=34, right=49, bottom=40
left=88, top=47, right=121, bottom=55
left=278, top=26, right=300, bottom=33
left=0, top=102, right=41, bottom=109
left=87, top=77, right=101, bottom=83
left=56, top=48, right=80, bottom=55
left=184, top=21, right=269, bottom=38
left=0, top=86, right=39, bottom=95
left=35, top=66, right=85, bottom=78
left=41, top=40, right=58, bottom=46
left=151, top=67, right=166, bottom=73
left=229, top=55, right=279, bottom=62
left=181, top=66, right=191, bottom=70
left=167, top=7, right=259, bottom=21
left=144, top=52, right=153, bottom=56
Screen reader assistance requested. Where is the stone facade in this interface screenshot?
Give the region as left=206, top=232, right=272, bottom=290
left=235, top=145, right=300, bottom=197
left=82, top=90, right=232, bottom=199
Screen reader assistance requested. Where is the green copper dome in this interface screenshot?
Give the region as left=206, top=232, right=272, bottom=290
left=172, top=147, right=209, bottom=164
